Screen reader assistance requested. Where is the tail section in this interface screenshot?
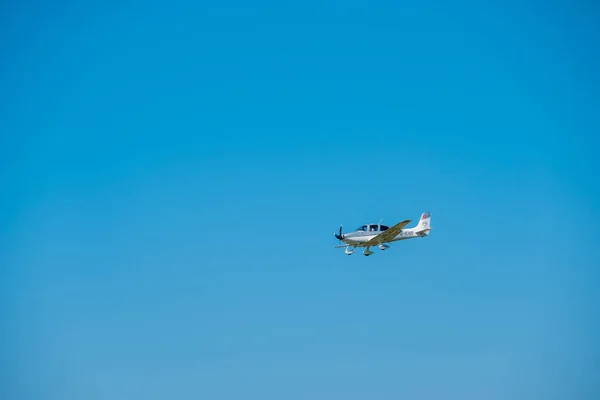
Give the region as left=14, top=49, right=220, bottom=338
left=414, top=212, right=432, bottom=235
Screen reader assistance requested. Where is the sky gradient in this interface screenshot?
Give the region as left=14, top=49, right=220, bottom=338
left=2, top=1, right=599, bottom=399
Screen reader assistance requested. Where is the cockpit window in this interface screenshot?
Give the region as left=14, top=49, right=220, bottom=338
left=356, top=225, right=367, bottom=231
left=380, top=225, right=389, bottom=231
left=368, top=225, right=378, bottom=231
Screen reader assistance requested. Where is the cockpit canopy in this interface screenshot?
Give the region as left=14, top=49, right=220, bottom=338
left=355, top=224, right=389, bottom=232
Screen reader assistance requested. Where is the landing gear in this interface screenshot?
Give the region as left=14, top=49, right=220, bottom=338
left=345, top=246, right=355, bottom=255
left=363, top=246, right=374, bottom=256
left=378, top=243, right=390, bottom=250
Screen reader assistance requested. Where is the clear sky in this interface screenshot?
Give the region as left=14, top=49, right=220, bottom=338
left=2, top=1, right=599, bottom=399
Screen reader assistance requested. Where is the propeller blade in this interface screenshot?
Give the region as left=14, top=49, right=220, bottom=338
left=334, top=225, right=344, bottom=242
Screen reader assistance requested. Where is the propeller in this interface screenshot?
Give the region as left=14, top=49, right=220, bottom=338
left=334, top=225, right=345, bottom=242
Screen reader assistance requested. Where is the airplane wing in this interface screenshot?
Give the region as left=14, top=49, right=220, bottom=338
left=363, top=219, right=411, bottom=246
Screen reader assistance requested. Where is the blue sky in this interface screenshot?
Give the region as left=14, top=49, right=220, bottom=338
left=1, top=1, right=599, bottom=399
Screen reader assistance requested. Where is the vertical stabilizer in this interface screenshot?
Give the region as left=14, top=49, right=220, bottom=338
left=415, top=212, right=431, bottom=234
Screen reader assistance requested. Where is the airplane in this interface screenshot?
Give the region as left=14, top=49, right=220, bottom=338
left=333, top=212, right=432, bottom=256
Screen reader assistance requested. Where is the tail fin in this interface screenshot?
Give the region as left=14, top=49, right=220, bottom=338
left=415, top=212, right=431, bottom=235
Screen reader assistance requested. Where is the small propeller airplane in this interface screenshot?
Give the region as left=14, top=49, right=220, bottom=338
left=334, top=212, right=432, bottom=256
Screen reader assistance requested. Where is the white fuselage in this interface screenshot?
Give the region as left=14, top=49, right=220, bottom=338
left=342, top=227, right=428, bottom=247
